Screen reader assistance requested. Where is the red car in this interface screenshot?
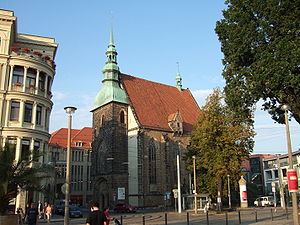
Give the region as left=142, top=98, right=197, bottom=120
left=114, top=203, right=137, bottom=213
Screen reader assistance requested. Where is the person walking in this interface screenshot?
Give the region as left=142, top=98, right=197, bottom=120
left=45, top=204, right=52, bottom=223
left=86, top=202, right=107, bottom=225
left=25, top=203, right=38, bottom=225
left=103, top=208, right=111, bottom=225
left=16, top=205, right=24, bottom=225
left=37, top=200, right=43, bottom=219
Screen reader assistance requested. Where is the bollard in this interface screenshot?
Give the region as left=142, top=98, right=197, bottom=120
left=187, top=212, right=190, bottom=225
left=206, top=211, right=209, bottom=225
left=255, top=210, right=257, bottom=222
left=271, top=208, right=273, bottom=221
left=225, top=211, right=228, bottom=225
left=142, top=215, right=145, bottom=225
left=165, top=213, right=168, bottom=225
left=120, top=216, right=123, bottom=225
left=238, top=210, right=241, bottom=224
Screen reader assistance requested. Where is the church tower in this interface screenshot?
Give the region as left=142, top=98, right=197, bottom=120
left=91, top=29, right=128, bottom=208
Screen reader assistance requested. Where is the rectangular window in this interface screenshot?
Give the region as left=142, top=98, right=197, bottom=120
left=26, top=68, right=36, bottom=88
left=24, top=103, right=33, bottom=123
left=33, top=141, right=40, bottom=161
left=47, top=76, right=52, bottom=93
left=282, top=168, right=287, bottom=177
left=21, top=139, right=30, bottom=160
left=12, top=66, right=24, bottom=85
left=7, top=137, right=17, bottom=159
left=44, top=109, right=48, bottom=127
left=39, top=72, right=45, bottom=90
left=36, top=105, right=42, bottom=125
left=10, top=101, right=20, bottom=121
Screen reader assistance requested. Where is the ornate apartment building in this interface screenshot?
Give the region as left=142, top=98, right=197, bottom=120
left=91, top=30, right=200, bottom=209
left=0, top=9, right=58, bottom=208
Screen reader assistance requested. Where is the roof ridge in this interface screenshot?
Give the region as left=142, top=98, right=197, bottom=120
left=121, top=73, right=187, bottom=90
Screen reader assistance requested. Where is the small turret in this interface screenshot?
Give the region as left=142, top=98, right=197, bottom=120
left=175, top=62, right=182, bottom=91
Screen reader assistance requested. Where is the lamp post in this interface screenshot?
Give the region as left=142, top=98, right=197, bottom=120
left=177, top=154, right=182, bottom=213
left=282, top=104, right=298, bottom=225
left=192, top=155, right=197, bottom=214
left=227, top=175, right=231, bottom=209
left=64, top=106, right=77, bottom=225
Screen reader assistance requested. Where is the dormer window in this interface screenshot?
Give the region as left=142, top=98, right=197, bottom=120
left=168, top=111, right=183, bottom=135
left=75, top=141, right=83, bottom=147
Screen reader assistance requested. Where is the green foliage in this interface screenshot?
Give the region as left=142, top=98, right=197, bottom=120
left=186, top=88, right=254, bottom=199
left=215, top=0, right=300, bottom=123
left=0, top=145, right=53, bottom=215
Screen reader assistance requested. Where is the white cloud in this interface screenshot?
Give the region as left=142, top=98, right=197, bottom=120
left=49, top=94, right=94, bottom=132
left=191, top=89, right=213, bottom=106
left=52, top=91, right=67, bottom=101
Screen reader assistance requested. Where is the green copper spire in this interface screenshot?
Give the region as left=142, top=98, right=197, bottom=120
left=109, top=26, right=114, bottom=46
left=92, top=29, right=128, bottom=111
left=175, top=62, right=182, bottom=91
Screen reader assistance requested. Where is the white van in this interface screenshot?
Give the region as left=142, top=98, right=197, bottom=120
left=254, top=196, right=275, bottom=207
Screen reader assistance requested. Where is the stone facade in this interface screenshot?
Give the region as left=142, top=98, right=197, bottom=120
left=92, top=102, right=129, bottom=208
left=92, top=102, right=194, bottom=208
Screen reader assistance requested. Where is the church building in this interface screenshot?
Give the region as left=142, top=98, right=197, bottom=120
left=91, top=30, right=200, bottom=208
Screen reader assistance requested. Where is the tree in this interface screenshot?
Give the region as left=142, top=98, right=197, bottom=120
left=0, top=145, right=53, bottom=215
left=186, top=88, right=254, bottom=210
left=215, top=0, right=300, bottom=124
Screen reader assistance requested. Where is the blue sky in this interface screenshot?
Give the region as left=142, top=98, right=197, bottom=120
left=2, top=0, right=300, bottom=155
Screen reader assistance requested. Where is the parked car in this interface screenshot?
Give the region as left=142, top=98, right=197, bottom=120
left=54, top=205, right=64, bottom=215
left=114, top=203, right=137, bottom=213
left=55, top=205, right=83, bottom=218
left=254, top=196, right=275, bottom=207
left=69, top=206, right=83, bottom=218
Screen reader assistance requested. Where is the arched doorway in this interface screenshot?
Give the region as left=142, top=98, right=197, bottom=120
left=94, top=178, right=110, bottom=209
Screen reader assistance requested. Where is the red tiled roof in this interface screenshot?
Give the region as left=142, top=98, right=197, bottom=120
left=49, top=127, right=92, bottom=149
left=121, top=74, right=200, bottom=133
left=250, top=154, right=277, bottom=159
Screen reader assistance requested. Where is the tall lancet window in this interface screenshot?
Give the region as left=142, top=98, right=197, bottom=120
left=148, top=139, right=157, bottom=184
left=120, top=110, right=125, bottom=124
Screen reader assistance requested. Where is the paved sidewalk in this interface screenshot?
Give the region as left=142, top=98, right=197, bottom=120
left=37, top=207, right=295, bottom=225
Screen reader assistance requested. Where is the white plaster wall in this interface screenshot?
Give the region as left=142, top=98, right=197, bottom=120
left=127, top=106, right=139, bottom=206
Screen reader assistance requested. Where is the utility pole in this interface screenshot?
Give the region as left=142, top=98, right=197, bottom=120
left=282, top=105, right=298, bottom=225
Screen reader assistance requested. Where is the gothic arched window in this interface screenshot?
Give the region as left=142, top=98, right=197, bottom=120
left=148, top=140, right=157, bottom=184
left=120, top=111, right=125, bottom=124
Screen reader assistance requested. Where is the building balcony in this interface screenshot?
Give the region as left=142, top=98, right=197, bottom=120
left=10, top=48, right=56, bottom=70
left=11, top=83, right=52, bottom=99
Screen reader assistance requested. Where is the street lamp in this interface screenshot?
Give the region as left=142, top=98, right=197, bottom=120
left=177, top=154, right=182, bottom=213
left=192, top=155, right=197, bottom=214
left=64, top=106, right=77, bottom=225
left=282, top=104, right=298, bottom=225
